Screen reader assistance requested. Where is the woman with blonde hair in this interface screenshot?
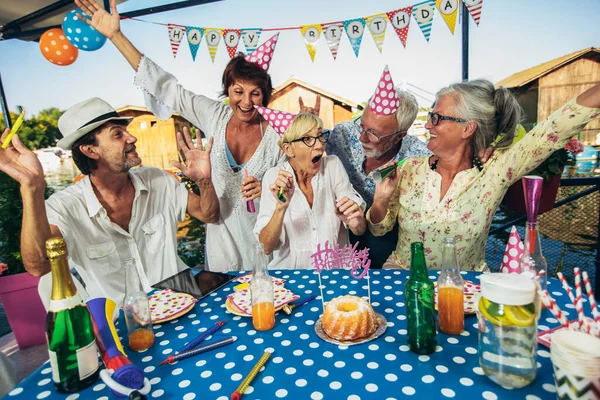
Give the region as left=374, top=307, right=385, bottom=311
left=255, top=112, right=366, bottom=269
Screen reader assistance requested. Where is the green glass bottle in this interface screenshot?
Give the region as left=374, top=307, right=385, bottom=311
left=46, top=238, right=99, bottom=393
left=405, top=242, right=437, bottom=354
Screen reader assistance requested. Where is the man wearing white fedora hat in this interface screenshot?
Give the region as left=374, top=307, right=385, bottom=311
left=0, top=97, right=219, bottom=303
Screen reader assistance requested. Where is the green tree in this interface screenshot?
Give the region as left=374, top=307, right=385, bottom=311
left=0, top=107, right=64, bottom=150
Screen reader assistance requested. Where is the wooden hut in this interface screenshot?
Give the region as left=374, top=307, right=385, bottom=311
left=269, top=78, right=361, bottom=129
left=116, top=106, right=193, bottom=171
left=496, top=47, right=600, bottom=144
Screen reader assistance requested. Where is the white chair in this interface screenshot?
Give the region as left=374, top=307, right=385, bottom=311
left=38, top=272, right=89, bottom=311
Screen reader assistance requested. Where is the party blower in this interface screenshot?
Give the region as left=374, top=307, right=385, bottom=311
left=372, top=159, right=407, bottom=184
left=87, top=298, right=151, bottom=399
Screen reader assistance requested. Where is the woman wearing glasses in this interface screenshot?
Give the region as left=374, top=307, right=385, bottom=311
left=76, top=0, right=286, bottom=272
left=255, top=113, right=366, bottom=269
left=369, top=79, right=600, bottom=271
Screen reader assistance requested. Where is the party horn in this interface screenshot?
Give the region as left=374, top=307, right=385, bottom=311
left=231, top=351, right=271, bottom=400
left=372, top=159, right=407, bottom=184
left=522, top=175, right=543, bottom=223
left=277, top=188, right=286, bottom=203
left=243, top=168, right=256, bottom=213
left=88, top=298, right=149, bottom=398
left=2, top=106, right=25, bottom=149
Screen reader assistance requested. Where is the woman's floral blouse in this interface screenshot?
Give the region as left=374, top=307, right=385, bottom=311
left=367, top=98, right=600, bottom=271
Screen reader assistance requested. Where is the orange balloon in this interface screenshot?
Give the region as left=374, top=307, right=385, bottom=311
left=39, top=28, right=78, bottom=66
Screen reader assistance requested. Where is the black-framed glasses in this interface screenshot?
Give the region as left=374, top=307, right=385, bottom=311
left=289, top=131, right=330, bottom=147
left=427, top=111, right=468, bottom=126
left=353, top=119, right=402, bottom=143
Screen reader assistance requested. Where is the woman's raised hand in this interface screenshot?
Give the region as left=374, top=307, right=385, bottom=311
left=373, top=161, right=401, bottom=203
left=171, top=127, right=213, bottom=183
left=335, top=197, right=365, bottom=230
left=75, top=0, right=121, bottom=39
left=269, top=170, right=295, bottom=207
left=241, top=175, right=262, bottom=201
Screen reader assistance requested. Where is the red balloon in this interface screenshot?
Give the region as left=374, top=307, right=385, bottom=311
left=39, top=28, right=78, bottom=66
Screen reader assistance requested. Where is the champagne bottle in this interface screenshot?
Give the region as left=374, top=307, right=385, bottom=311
left=405, top=242, right=437, bottom=354
left=46, top=238, right=99, bottom=393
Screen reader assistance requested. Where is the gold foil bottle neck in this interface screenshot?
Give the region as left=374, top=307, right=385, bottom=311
left=46, top=237, right=67, bottom=260
left=46, top=237, right=77, bottom=300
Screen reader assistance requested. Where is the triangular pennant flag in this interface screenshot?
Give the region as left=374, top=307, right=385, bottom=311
left=186, top=26, right=204, bottom=62
left=343, top=18, right=366, bottom=58
left=246, top=33, right=279, bottom=71
left=321, top=22, right=344, bottom=61
left=464, top=0, right=484, bottom=26
left=364, top=13, right=388, bottom=54
left=204, top=28, right=223, bottom=63
left=500, top=226, right=524, bottom=274
left=168, top=24, right=186, bottom=58
left=300, top=24, right=322, bottom=62
left=222, top=29, right=242, bottom=59
left=387, top=7, right=413, bottom=48
left=254, top=106, right=296, bottom=136
left=241, top=29, right=262, bottom=53
left=436, top=0, right=459, bottom=34
left=413, top=0, right=436, bottom=42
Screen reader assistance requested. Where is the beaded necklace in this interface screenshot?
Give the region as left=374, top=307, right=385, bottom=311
left=429, top=156, right=483, bottom=172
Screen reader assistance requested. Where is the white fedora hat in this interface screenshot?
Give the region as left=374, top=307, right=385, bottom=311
left=57, top=98, right=133, bottom=150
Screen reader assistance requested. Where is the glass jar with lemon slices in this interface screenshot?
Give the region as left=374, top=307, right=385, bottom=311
left=477, top=274, right=537, bottom=389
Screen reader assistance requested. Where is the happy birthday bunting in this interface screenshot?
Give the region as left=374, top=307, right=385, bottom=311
left=413, top=0, right=436, bottom=42
left=436, top=0, right=459, bottom=34
left=241, top=29, right=262, bottom=53
left=168, top=24, right=186, bottom=58
left=321, top=22, right=344, bottom=60
left=186, top=26, right=203, bottom=61
left=300, top=24, right=322, bottom=62
left=204, top=28, right=223, bottom=63
left=387, top=7, right=413, bottom=48
left=364, top=14, right=388, bottom=54
left=222, top=29, right=242, bottom=59
left=343, top=18, right=366, bottom=58
left=463, top=0, right=484, bottom=26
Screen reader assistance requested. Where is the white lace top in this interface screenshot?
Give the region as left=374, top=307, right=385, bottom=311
left=134, top=56, right=286, bottom=271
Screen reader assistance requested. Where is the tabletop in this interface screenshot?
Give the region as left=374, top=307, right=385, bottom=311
left=3, top=270, right=571, bottom=400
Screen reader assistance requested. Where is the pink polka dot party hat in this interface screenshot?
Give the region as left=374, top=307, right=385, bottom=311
left=369, top=65, right=401, bottom=116
left=254, top=106, right=296, bottom=136
left=245, top=33, right=279, bottom=71
left=500, top=225, right=524, bottom=274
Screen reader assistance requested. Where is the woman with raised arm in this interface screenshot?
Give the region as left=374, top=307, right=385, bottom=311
left=368, top=80, right=600, bottom=271
left=76, top=0, right=287, bottom=271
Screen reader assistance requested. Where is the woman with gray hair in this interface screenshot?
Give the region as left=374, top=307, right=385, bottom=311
left=255, top=112, right=366, bottom=269
left=368, top=80, right=600, bottom=271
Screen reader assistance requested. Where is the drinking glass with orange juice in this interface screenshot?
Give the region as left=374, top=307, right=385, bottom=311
left=437, top=238, right=464, bottom=335
left=250, top=245, right=275, bottom=331
left=123, top=258, right=155, bottom=351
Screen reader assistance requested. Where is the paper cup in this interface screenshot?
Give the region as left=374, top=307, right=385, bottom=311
left=550, top=330, right=600, bottom=399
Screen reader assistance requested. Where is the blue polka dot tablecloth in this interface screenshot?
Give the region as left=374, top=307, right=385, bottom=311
left=4, top=270, right=570, bottom=400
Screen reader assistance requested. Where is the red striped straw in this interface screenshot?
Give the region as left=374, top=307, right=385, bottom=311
left=582, top=271, right=600, bottom=336
left=536, top=269, right=546, bottom=279
left=574, top=268, right=591, bottom=334
left=539, top=290, right=570, bottom=328
left=557, top=272, right=576, bottom=305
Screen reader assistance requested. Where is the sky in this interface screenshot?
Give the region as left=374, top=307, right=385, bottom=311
left=0, top=0, right=599, bottom=117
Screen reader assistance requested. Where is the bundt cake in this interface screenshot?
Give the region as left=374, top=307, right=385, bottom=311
left=321, top=295, right=377, bottom=341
